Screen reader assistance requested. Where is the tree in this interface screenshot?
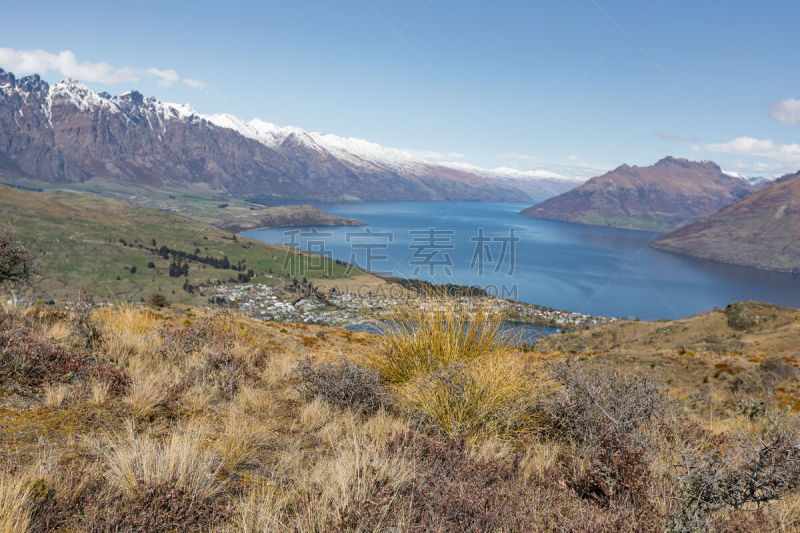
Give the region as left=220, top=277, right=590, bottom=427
left=130, top=265, right=137, bottom=274
left=0, top=224, right=32, bottom=289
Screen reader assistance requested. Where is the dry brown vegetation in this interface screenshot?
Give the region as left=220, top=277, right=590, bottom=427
left=1, top=297, right=800, bottom=531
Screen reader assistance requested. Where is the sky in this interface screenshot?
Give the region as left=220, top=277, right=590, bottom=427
left=2, top=0, right=800, bottom=179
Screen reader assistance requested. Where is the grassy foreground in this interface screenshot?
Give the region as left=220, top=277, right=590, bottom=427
left=2, top=297, right=800, bottom=531
left=0, top=185, right=363, bottom=305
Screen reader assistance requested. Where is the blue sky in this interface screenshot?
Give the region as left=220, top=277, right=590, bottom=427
left=3, top=0, right=800, bottom=178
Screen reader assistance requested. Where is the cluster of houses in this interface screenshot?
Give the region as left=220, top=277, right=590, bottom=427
left=199, top=281, right=613, bottom=330
left=202, top=283, right=361, bottom=325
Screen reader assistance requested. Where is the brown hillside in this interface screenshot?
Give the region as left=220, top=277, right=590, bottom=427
left=651, top=170, right=800, bottom=272
left=521, top=157, right=754, bottom=232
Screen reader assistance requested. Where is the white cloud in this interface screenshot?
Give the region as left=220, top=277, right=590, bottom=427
left=0, top=47, right=206, bottom=90
left=695, top=136, right=800, bottom=176
left=568, top=155, right=581, bottom=161
left=0, top=48, right=139, bottom=84
left=770, top=98, right=800, bottom=126
left=146, top=67, right=179, bottom=87
left=699, top=136, right=800, bottom=162
left=182, top=77, right=207, bottom=90
left=441, top=161, right=577, bottom=181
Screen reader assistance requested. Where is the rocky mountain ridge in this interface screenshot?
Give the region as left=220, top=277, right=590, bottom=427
left=0, top=69, right=576, bottom=202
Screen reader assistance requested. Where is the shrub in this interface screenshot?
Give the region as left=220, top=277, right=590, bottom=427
left=570, top=432, right=655, bottom=515
left=0, top=310, right=126, bottom=391
left=670, top=430, right=800, bottom=531
left=68, top=293, right=102, bottom=350
left=295, top=356, right=389, bottom=415
left=543, top=359, right=666, bottom=445
left=759, top=355, right=798, bottom=386
left=147, top=293, right=169, bottom=309
left=0, top=223, right=33, bottom=289
left=83, top=483, right=231, bottom=532
left=336, top=430, right=534, bottom=532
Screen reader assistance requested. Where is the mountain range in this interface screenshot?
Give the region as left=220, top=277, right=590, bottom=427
left=651, top=170, right=800, bottom=273
left=520, top=156, right=756, bottom=232
left=0, top=69, right=580, bottom=202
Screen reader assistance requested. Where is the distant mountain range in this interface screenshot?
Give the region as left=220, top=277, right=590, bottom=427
left=651, top=170, right=800, bottom=273
left=520, top=157, right=756, bottom=232
left=0, top=69, right=580, bottom=202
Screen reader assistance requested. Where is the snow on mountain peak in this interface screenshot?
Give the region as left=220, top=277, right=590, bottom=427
left=9, top=73, right=583, bottom=186
left=51, top=79, right=120, bottom=113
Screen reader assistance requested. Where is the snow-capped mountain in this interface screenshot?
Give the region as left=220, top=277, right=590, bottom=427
left=0, top=69, right=577, bottom=202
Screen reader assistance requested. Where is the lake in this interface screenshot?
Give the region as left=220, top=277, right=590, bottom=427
left=243, top=201, right=800, bottom=320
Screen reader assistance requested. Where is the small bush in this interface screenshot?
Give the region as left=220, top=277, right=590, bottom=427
left=670, top=430, right=800, bottom=531
left=543, top=360, right=665, bottom=445
left=147, top=293, right=169, bottom=309
left=759, top=355, right=798, bottom=386
left=296, top=356, right=389, bottom=415
left=83, top=483, right=231, bottom=532
left=68, top=293, right=102, bottom=350
left=0, top=310, right=126, bottom=391
left=336, top=430, right=534, bottom=532
left=570, top=432, right=655, bottom=514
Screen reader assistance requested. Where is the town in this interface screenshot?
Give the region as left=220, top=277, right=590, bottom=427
left=199, top=280, right=616, bottom=330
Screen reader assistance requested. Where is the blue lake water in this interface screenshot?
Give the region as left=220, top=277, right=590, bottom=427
left=243, top=201, right=800, bottom=320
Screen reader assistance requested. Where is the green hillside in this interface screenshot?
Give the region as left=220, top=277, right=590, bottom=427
left=0, top=185, right=361, bottom=304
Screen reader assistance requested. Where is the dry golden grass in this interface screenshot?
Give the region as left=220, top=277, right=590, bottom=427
left=124, top=370, right=172, bottom=417
left=233, top=481, right=291, bottom=533
left=400, top=352, right=542, bottom=440
left=88, top=379, right=111, bottom=406
left=365, top=295, right=518, bottom=383
left=0, top=472, right=32, bottom=533
left=42, top=383, right=69, bottom=409
left=101, top=422, right=223, bottom=499
left=362, top=294, right=545, bottom=440
left=3, top=298, right=800, bottom=530
left=213, top=411, right=272, bottom=470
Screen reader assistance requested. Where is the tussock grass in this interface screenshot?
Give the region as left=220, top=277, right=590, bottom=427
left=401, top=355, right=542, bottom=440
left=234, top=481, right=290, bottom=533
left=0, top=473, right=32, bottom=533
left=88, top=379, right=111, bottom=406
left=42, top=383, right=69, bottom=409
left=317, top=432, right=415, bottom=519
left=124, top=371, right=171, bottom=416
left=101, top=422, right=224, bottom=499
left=96, top=304, right=164, bottom=370
left=214, top=412, right=272, bottom=470
left=366, top=295, right=517, bottom=384
left=6, top=298, right=800, bottom=530
left=364, top=294, right=542, bottom=439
